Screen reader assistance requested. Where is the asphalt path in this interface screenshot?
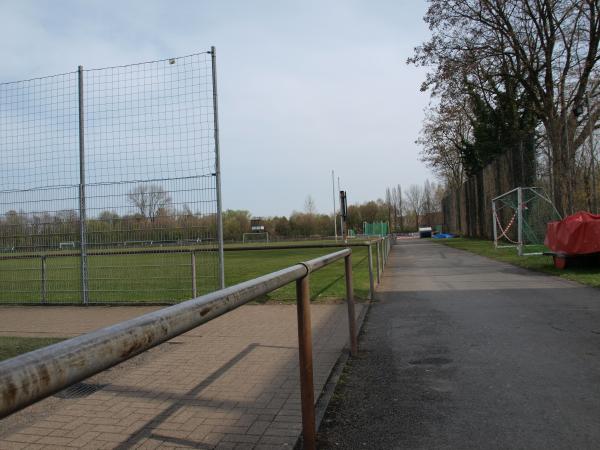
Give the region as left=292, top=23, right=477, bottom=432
left=318, top=239, right=600, bottom=449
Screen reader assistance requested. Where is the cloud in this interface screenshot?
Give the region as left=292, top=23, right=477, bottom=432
left=0, top=0, right=434, bottom=216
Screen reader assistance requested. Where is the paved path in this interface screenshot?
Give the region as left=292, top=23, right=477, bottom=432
left=319, top=240, right=600, bottom=449
left=0, top=303, right=361, bottom=449
left=0, top=306, right=161, bottom=337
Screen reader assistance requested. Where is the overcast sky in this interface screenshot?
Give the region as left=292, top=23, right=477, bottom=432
left=0, top=1, right=434, bottom=217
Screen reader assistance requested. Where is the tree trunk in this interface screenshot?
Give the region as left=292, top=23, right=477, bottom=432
left=547, top=120, right=568, bottom=216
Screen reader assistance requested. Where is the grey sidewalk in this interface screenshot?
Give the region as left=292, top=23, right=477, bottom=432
left=0, top=303, right=361, bottom=449
left=319, top=240, right=600, bottom=449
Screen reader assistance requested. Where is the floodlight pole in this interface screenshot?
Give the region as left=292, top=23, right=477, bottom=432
left=332, top=170, right=338, bottom=241
left=517, top=187, right=523, bottom=256
left=211, top=47, right=225, bottom=289
left=78, top=65, right=89, bottom=305
left=338, top=177, right=343, bottom=241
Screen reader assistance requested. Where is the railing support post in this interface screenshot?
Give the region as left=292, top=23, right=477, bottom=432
left=344, top=254, right=358, bottom=356
left=376, top=241, right=381, bottom=284
left=367, top=244, right=375, bottom=300
left=296, top=274, right=316, bottom=450
left=191, top=251, right=197, bottom=298
left=386, top=237, right=388, bottom=262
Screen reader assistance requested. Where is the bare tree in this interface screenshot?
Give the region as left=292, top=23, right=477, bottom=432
left=385, top=188, right=394, bottom=230
left=304, top=195, right=317, bottom=215
left=411, top=0, right=600, bottom=215
left=404, top=184, right=425, bottom=229
left=422, top=180, right=436, bottom=225
left=417, top=100, right=469, bottom=191
left=395, top=184, right=404, bottom=231
left=127, top=184, right=172, bottom=222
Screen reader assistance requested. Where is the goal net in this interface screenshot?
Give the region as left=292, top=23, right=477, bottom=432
left=492, top=187, right=561, bottom=256
left=242, top=232, right=269, bottom=244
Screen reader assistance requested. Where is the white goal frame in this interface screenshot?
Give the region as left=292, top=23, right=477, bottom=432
left=492, top=186, right=560, bottom=256
left=242, top=232, right=269, bottom=244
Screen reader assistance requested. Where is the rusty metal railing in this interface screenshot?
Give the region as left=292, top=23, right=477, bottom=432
left=0, top=247, right=362, bottom=449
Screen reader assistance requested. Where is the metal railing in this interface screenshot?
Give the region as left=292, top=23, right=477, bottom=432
left=0, top=236, right=394, bottom=449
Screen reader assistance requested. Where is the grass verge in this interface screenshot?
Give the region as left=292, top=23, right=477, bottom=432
left=435, top=238, right=600, bottom=288
left=0, top=336, right=64, bottom=362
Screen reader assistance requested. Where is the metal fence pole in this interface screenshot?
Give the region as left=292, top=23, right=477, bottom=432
left=296, top=274, right=316, bottom=450
left=386, top=237, right=388, bottom=264
left=211, top=46, right=225, bottom=290
left=517, top=187, right=523, bottom=256
left=344, top=254, right=358, bottom=356
left=376, top=241, right=381, bottom=284
left=367, top=244, right=375, bottom=300
left=191, top=251, right=197, bottom=298
left=492, top=200, right=498, bottom=249
left=77, top=65, right=89, bottom=305
left=40, top=256, right=47, bottom=304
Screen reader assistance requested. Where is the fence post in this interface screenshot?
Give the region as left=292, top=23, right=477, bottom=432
left=344, top=253, right=358, bottom=356
left=77, top=65, right=89, bottom=305
left=375, top=241, right=381, bottom=284
left=211, top=47, right=226, bottom=290
left=41, top=256, right=47, bottom=304
left=387, top=237, right=390, bottom=261
left=367, top=244, right=375, bottom=300
left=296, top=274, right=316, bottom=450
left=517, top=187, right=523, bottom=256
left=492, top=200, right=498, bottom=249
left=191, top=251, right=197, bottom=298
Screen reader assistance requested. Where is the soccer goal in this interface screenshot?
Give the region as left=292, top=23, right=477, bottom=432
left=242, top=232, right=269, bottom=244
left=492, top=187, right=562, bottom=256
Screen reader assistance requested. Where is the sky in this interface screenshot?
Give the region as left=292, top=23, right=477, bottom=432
left=0, top=0, right=434, bottom=217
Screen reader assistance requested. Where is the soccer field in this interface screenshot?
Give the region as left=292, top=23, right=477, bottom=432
left=0, top=246, right=372, bottom=304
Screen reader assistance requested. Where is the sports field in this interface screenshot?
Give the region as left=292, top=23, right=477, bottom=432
left=0, top=245, right=373, bottom=304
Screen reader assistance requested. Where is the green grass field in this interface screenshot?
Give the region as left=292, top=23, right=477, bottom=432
left=435, top=238, right=600, bottom=288
left=0, top=245, right=373, bottom=304
left=0, top=336, right=64, bottom=362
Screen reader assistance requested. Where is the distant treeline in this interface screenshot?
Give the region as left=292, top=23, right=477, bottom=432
left=0, top=179, right=444, bottom=250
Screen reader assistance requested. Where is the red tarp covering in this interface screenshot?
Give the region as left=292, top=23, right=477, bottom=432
left=545, top=211, right=600, bottom=255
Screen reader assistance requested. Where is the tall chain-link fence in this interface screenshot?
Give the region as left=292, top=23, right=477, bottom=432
left=0, top=51, right=224, bottom=304
left=441, top=147, right=536, bottom=239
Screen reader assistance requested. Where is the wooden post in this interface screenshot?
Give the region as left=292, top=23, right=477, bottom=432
left=344, top=254, right=358, bottom=356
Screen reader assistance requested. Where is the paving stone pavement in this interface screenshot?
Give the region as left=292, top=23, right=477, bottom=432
left=0, top=303, right=361, bottom=449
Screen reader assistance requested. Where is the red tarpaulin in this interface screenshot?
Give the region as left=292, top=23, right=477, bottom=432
left=545, top=211, right=600, bottom=255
